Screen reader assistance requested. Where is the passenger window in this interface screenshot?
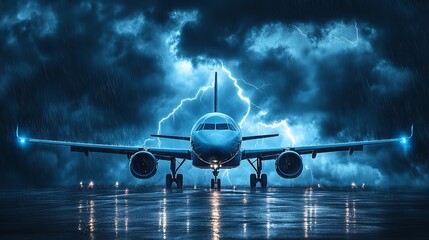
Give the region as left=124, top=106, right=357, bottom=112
left=216, top=123, right=229, bottom=130
left=203, top=123, right=215, bottom=130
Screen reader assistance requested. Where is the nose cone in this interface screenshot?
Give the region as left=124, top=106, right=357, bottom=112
left=193, top=131, right=239, bottom=163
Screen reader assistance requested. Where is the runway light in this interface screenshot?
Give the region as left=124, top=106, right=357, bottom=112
left=362, top=183, right=365, bottom=189
left=88, top=181, right=94, bottom=188
left=351, top=182, right=357, bottom=189
left=125, top=188, right=129, bottom=194
left=115, top=181, right=119, bottom=188
left=80, top=181, right=83, bottom=188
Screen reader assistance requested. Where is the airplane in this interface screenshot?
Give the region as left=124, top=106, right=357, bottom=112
left=16, top=72, right=413, bottom=189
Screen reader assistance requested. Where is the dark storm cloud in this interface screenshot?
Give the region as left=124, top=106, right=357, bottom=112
left=1, top=0, right=428, bottom=187
left=166, top=0, right=429, bottom=186
left=0, top=0, right=171, bottom=187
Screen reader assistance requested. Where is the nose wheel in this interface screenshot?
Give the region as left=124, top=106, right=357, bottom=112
left=247, top=158, right=267, bottom=188
left=210, top=168, right=221, bottom=190
left=166, top=158, right=185, bottom=189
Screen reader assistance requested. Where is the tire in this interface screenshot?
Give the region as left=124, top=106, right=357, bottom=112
left=166, top=174, right=173, bottom=188
left=176, top=174, right=183, bottom=189
left=217, top=179, right=221, bottom=190
left=250, top=174, right=257, bottom=188
left=211, top=179, right=215, bottom=189
left=261, top=174, right=267, bottom=188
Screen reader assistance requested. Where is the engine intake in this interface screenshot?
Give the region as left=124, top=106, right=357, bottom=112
left=129, top=151, right=157, bottom=179
left=275, top=151, right=303, bottom=179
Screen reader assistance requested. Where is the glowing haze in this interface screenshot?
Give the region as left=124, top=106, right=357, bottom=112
left=1, top=1, right=428, bottom=188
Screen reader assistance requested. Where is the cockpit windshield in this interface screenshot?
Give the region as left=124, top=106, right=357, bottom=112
left=203, top=123, right=215, bottom=130
left=196, top=123, right=237, bottom=131
left=216, top=123, right=228, bottom=130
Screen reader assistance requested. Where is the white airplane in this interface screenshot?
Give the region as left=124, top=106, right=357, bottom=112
left=16, top=72, right=413, bottom=189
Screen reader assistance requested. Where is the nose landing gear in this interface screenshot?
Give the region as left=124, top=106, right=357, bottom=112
left=166, top=158, right=186, bottom=189
left=210, top=167, right=221, bottom=190
left=247, top=158, right=267, bottom=188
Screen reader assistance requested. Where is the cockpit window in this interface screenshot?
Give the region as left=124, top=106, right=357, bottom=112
left=216, top=123, right=229, bottom=130
left=228, top=124, right=237, bottom=131
left=203, top=123, right=215, bottom=130
left=196, top=124, right=204, bottom=131
left=196, top=122, right=237, bottom=131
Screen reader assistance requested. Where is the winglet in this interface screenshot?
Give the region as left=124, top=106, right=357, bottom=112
left=409, top=124, right=414, bottom=138
left=16, top=125, right=27, bottom=144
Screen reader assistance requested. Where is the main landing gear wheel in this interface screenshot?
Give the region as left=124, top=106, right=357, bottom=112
left=260, top=174, right=267, bottom=188
left=166, top=174, right=173, bottom=188
left=165, top=158, right=186, bottom=189
left=250, top=174, right=257, bottom=188
left=248, top=158, right=268, bottom=189
left=176, top=174, right=183, bottom=188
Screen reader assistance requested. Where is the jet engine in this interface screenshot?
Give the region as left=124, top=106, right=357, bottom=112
left=275, top=151, right=303, bottom=179
left=129, top=151, right=158, bottom=179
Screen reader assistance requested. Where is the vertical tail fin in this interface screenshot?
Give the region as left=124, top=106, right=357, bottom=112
left=214, top=72, right=218, bottom=112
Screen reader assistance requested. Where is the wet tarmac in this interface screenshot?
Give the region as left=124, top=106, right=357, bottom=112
left=1, top=186, right=428, bottom=239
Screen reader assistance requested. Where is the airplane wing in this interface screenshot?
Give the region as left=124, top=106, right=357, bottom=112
left=242, top=125, right=413, bottom=160
left=16, top=127, right=191, bottom=160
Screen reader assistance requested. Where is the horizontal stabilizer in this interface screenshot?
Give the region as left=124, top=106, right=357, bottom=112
left=151, top=134, right=191, bottom=141
left=242, top=134, right=279, bottom=141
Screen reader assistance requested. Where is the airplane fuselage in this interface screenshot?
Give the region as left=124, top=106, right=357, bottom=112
left=190, top=112, right=242, bottom=169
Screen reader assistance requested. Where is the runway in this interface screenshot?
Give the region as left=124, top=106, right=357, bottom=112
left=1, top=187, right=428, bottom=239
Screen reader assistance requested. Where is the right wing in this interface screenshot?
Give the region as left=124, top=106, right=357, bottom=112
left=16, top=127, right=191, bottom=160
left=242, top=125, right=413, bottom=160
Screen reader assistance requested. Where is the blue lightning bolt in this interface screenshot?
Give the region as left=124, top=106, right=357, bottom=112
left=236, top=77, right=270, bottom=93
left=329, top=20, right=359, bottom=45
left=221, top=170, right=233, bottom=186
left=257, top=120, right=296, bottom=146
left=145, top=64, right=296, bottom=151
left=221, top=65, right=262, bottom=127
left=143, top=83, right=213, bottom=147
left=292, top=25, right=309, bottom=38
left=292, top=20, right=359, bottom=45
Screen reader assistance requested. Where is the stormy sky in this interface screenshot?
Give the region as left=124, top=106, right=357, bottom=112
left=1, top=0, right=428, bottom=188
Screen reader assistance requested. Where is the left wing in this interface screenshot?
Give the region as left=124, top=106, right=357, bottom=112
left=242, top=125, right=413, bottom=160
left=16, top=127, right=191, bottom=160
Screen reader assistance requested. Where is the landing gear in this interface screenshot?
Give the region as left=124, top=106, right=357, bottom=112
left=166, top=174, right=173, bottom=188
left=165, top=158, right=186, bottom=189
left=247, top=158, right=268, bottom=189
left=250, top=173, right=257, bottom=188
left=210, top=168, right=221, bottom=190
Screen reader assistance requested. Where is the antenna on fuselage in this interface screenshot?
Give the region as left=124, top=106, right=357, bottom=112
left=214, top=72, right=218, bottom=112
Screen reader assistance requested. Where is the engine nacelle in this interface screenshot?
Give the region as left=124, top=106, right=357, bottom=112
left=275, top=151, right=303, bottom=179
left=129, top=151, right=158, bottom=179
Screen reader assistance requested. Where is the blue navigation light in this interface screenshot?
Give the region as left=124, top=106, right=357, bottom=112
left=401, top=137, right=407, bottom=144
left=19, top=138, right=26, bottom=144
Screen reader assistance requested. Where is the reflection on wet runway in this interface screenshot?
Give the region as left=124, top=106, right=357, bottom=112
left=1, top=187, right=428, bottom=238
